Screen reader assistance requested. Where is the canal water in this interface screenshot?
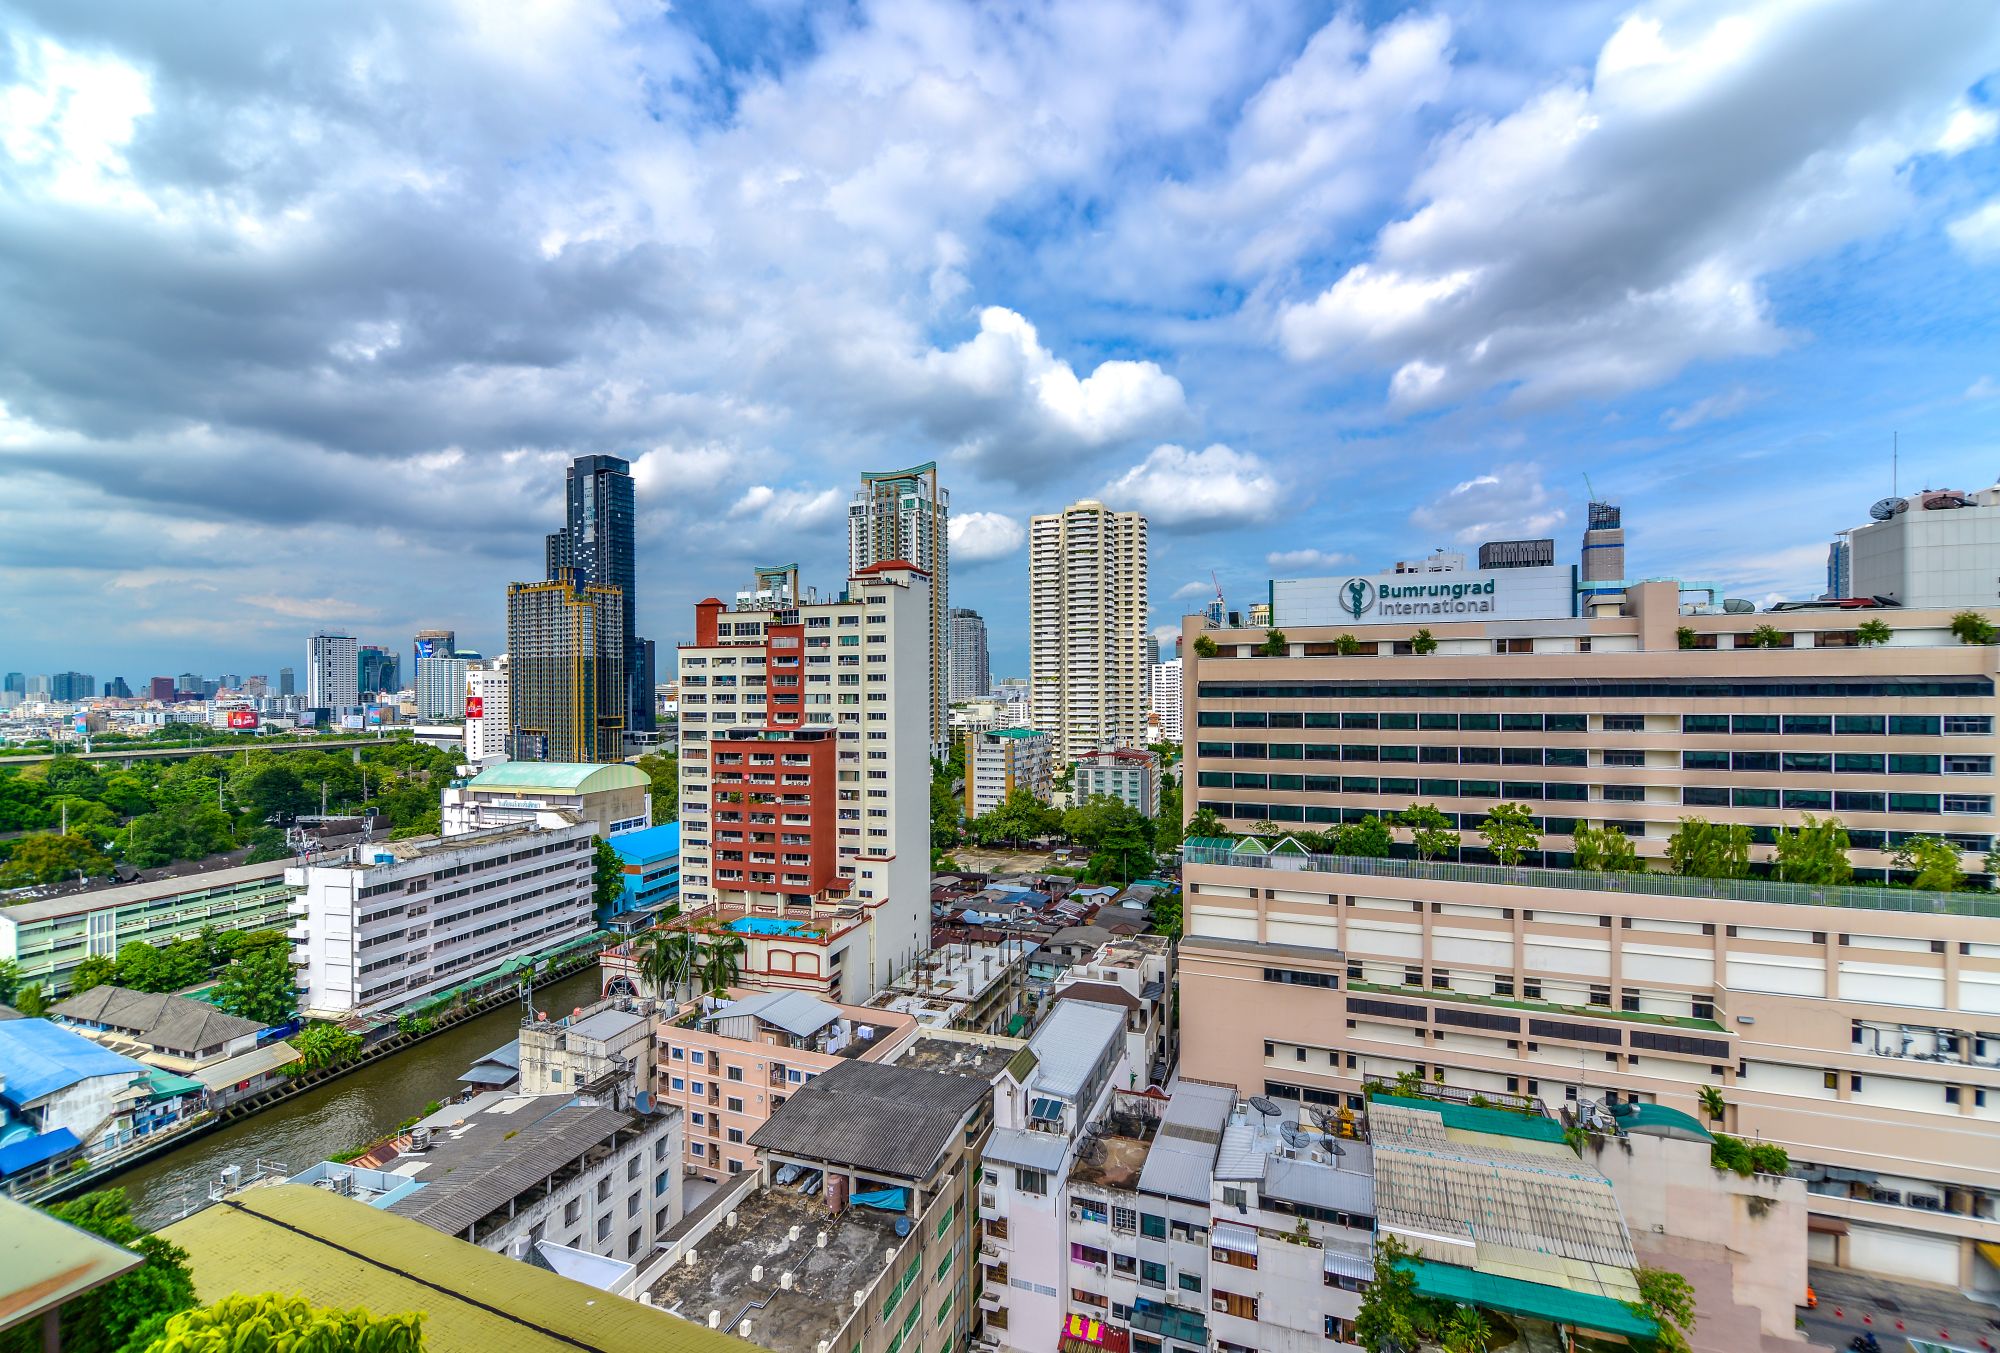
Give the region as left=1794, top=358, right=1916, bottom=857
left=115, top=966, right=605, bottom=1229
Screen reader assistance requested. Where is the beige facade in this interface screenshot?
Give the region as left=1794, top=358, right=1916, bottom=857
left=964, top=728, right=1053, bottom=818
left=1030, top=501, right=1149, bottom=764
left=1177, top=583, right=2000, bottom=1291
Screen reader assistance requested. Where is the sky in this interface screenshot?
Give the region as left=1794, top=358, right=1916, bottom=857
left=2, top=0, right=1998, bottom=685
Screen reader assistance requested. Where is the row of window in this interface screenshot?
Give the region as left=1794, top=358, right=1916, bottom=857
left=1197, top=743, right=1994, bottom=775
left=1195, top=789, right=1995, bottom=828
left=1198, top=677, right=1995, bottom=701
left=1198, top=709, right=1993, bottom=737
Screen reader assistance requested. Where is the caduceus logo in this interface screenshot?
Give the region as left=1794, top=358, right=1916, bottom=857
left=1342, top=577, right=1375, bottom=620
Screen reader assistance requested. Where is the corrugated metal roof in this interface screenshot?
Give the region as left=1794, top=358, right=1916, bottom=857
left=1401, top=1259, right=1655, bottom=1339
left=53, top=986, right=265, bottom=1051
left=1027, top=1001, right=1126, bottom=1100
left=983, top=1127, right=1070, bottom=1173
left=191, top=1041, right=301, bottom=1092
left=1263, top=1151, right=1375, bottom=1215
left=466, top=761, right=649, bottom=793
left=1136, top=1080, right=1233, bottom=1202
left=389, top=1105, right=630, bottom=1235
left=710, top=990, right=839, bottom=1039
left=0, top=1019, right=146, bottom=1104
left=748, top=1059, right=988, bottom=1180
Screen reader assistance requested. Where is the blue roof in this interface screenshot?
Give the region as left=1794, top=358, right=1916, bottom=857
left=0, top=1127, right=80, bottom=1177
left=0, top=1020, right=148, bottom=1105
left=611, top=822, right=679, bottom=862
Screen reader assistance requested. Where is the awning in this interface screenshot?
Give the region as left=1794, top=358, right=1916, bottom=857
left=458, top=1065, right=519, bottom=1087
left=984, top=1127, right=1069, bottom=1174
left=1322, top=1245, right=1373, bottom=1281
left=1211, top=1221, right=1259, bottom=1257
left=0, top=1128, right=79, bottom=1178
left=1806, top=1215, right=1849, bottom=1236
left=1976, top=1241, right=2000, bottom=1271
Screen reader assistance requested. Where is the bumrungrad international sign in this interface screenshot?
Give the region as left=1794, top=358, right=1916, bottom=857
left=1342, top=575, right=1498, bottom=619
left=1274, top=563, right=1575, bottom=627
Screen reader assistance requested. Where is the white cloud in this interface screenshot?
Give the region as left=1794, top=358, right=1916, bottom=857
left=1947, top=199, right=2000, bottom=260
left=1274, top=3, right=2000, bottom=408
left=1101, top=444, right=1280, bottom=530
left=1937, top=103, right=1999, bottom=155
left=1266, top=548, right=1353, bottom=572
left=1150, top=624, right=1182, bottom=654
left=1171, top=579, right=1217, bottom=601
left=1664, top=385, right=1762, bottom=430
left=1967, top=376, right=1999, bottom=400
left=949, top=511, right=1024, bottom=563
left=1410, top=464, right=1567, bottom=544
left=727, top=484, right=842, bottom=529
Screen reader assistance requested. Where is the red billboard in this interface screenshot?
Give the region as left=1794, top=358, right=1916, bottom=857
left=226, top=709, right=259, bottom=730
left=465, top=696, right=484, bottom=718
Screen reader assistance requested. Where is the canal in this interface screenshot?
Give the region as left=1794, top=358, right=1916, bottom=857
left=114, top=965, right=606, bottom=1229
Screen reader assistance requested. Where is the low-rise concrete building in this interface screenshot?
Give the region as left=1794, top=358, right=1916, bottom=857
left=0, top=1019, right=154, bottom=1180
left=965, top=728, right=1055, bottom=818
left=607, top=822, right=681, bottom=933
left=1049, top=934, right=1176, bottom=1088
left=519, top=997, right=658, bottom=1100
left=442, top=760, right=652, bottom=839
left=868, top=940, right=1037, bottom=1036
left=49, top=987, right=264, bottom=1073
left=1072, top=747, right=1161, bottom=818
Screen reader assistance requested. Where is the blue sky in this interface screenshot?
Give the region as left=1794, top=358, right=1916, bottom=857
left=1, top=0, right=1997, bottom=684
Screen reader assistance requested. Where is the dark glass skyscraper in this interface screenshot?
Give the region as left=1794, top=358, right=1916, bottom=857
left=545, top=454, right=652, bottom=734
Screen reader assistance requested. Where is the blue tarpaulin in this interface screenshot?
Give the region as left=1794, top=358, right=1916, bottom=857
left=851, top=1188, right=907, bottom=1211
left=0, top=1127, right=79, bottom=1178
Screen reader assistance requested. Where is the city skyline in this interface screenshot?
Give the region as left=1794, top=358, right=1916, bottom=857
left=2, top=2, right=1999, bottom=681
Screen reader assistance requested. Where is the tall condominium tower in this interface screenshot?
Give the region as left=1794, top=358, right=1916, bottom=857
left=277, top=667, right=295, bottom=697
left=847, top=463, right=947, bottom=753
left=412, top=629, right=456, bottom=670
left=306, top=634, right=358, bottom=710
left=357, top=645, right=400, bottom=697
left=506, top=571, right=626, bottom=762
left=415, top=653, right=470, bottom=721
left=673, top=562, right=932, bottom=1000
left=50, top=672, right=94, bottom=702
left=463, top=656, right=511, bottom=763
left=1028, top=500, right=1149, bottom=764
left=545, top=455, right=653, bottom=735
left=1826, top=537, right=1852, bottom=599
left=947, top=606, right=989, bottom=703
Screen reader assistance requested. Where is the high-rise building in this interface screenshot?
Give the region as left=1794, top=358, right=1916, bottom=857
left=50, top=672, right=94, bottom=701
left=673, top=562, right=932, bottom=1000
left=1849, top=479, right=2000, bottom=608
left=848, top=463, right=948, bottom=753
left=2, top=673, right=22, bottom=696
left=415, top=654, right=470, bottom=721
left=963, top=727, right=1053, bottom=818
left=1579, top=498, right=1626, bottom=613
left=277, top=667, right=295, bottom=698
left=506, top=570, right=625, bottom=762
left=946, top=606, right=988, bottom=703
left=463, top=657, right=511, bottom=763
left=413, top=628, right=455, bottom=668
left=1149, top=657, right=1183, bottom=743
left=545, top=455, right=652, bottom=735
left=306, top=633, right=359, bottom=711
left=1144, top=633, right=1161, bottom=668
left=175, top=673, right=202, bottom=694
left=26, top=675, right=50, bottom=696
left=357, top=645, right=400, bottom=697
left=147, top=677, right=175, bottom=703
left=104, top=677, right=132, bottom=700
left=1827, top=537, right=1852, bottom=599
left=1029, top=499, right=1149, bottom=764
left=1177, top=580, right=2000, bottom=1287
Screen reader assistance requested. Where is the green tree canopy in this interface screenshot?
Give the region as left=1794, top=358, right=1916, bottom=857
left=0, top=831, right=116, bottom=887
left=1322, top=815, right=1393, bottom=858
left=1665, top=818, right=1752, bottom=879
left=135, top=1293, right=421, bottom=1353
left=1399, top=802, right=1459, bottom=862
left=969, top=788, right=1063, bottom=846
left=1771, top=814, right=1853, bottom=885
left=1570, top=822, right=1640, bottom=873
left=292, top=1022, right=363, bottom=1072
left=1950, top=610, right=1997, bottom=646
left=71, top=955, right=119, bottom=993
left=1477, top=802, right=1539, bottom=866
left=1895, top=835, right=1963, bottom=892
left=212, top=944, right=298, bottom=1026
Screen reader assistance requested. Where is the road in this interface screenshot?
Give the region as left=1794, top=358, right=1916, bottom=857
left=0, top=734, right=410, bottom=768
left=1799, top=1265, right=2000, bottom=1352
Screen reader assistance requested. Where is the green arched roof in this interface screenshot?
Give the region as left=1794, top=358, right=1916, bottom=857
left=466, top=761, right=650, bottom=795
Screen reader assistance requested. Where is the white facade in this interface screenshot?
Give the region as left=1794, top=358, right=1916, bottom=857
left=1273, top=558, right=1576, bottom=628
left=677, top=563, right=931, bottom=998
left=1850, top=483, right=2000, bottom=608
left=464, top=659, right=511, bottom=762
left=415, top=655, right=470, bottom=722
left=1073, top=748, right=1161, bottom=818
left=964, top=728, right=1053, bottom=818
left=287, top=818, right=595, bottom=1018
left=1030, top=501, right=1149, bottom=764
left=306, top=633, right=358, bottom=710
left=848, top=464, right=949, bottom=756
left=1149, top=659, right=1182, bottom=743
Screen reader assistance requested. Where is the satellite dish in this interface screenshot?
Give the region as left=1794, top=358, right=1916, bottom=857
left=1280, top=1122, right=1312, bottom=1149
left=1869, top=497, right=1905, bottom=521
left=1248, top=1096, right=1282, bottom=1118
left=1722, top=598, right=1755, bottom=614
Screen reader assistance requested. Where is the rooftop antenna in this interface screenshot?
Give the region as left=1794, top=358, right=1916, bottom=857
left=1893, top=431, right=1898, bottom=497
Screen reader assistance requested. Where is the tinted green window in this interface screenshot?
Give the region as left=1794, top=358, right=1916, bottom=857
left=1341, top=712, right=1379, bottom=730
left=1834, top=791, right=1885, bottom=813
left=1381, top=712, right=1418, bottom=730
left=1544, top=782, right=1588, bottom=801
left=1305, top=712, right=1339, bottom=729
left=1341, top=745, right=1379, bottom=762
left=1682, top=751, right=1730, bottom=770
left=1380, top=745, right=1419, bottom=762
left=1421, top=779, right=1459, bottom=797
left=1420, top=746, right=1457, bottom=764
left=1683, top=787, right=1730, bottom=807
left=1501, top=747, right=1542, bottom=766
left=1233, top=742, right=1263, bottom=759
left=1502, top=713, right=1544, bottom=731
left=1197, top=772, right=1232, bottom=788
left=1782, top=752, right=1831, bottom=773
left=1889, top=793, right=1940, bottom=813
left=1461, top=713, right=1500, bottom=731
left=1545, top=748, right=1587, bottom=767
left=1270, top=712, right=1303, bottom=730
left=1270, top=743, right=1304, bottom=761
left=1270, top=774, right=1304, bottom=792
left=1732, top=788, right=1779, bottom=808
left=1889, top=716, right=1940, bottom=736
left=1198, top=711, right=1231, bottom=727
left=1783, top=715, right=1832, bottom=736
left=1141, top=1214, right=1166, bottom=1239
left=1337, top=776, right=1373, bottom=793
left=1732, top=715, right=1779, bottom=734
left=1459, top=746, right=1499, bottom=764
left=1462, top=779, right=1502, bottom=797
left=1381, top=777, right=1419, bottom=795
left=1233, top=773, right=1267, bottom=789
left=1732, top=752, right=1779, bottom=772
left=1545, top=713, right=1587, bottom=732
left=1307, top=776, right=1342, bottom=794
left=1835, top=714, right=1884, bottom=735
left=1500, top=781, right=1541, bottom=799
left=1234, top=711, right=1268, bottom=729
left=1887, top=755, right=1939, bottom=775
left=1305, top=744, right=1341, bottom=761
left=1198, top=742, right=1232, bottom=758
left=1836, top=754, right=1884, bottom=774
left=1783, top=789, right=1832, bottom=810
left=1420, top=713, right=1458, bottom=730
left=1683, top=715, right=1730, bottom=733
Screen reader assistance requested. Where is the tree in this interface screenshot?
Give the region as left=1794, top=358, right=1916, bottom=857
left=1570, top=822, right=1640, bottom=873
left=1771, top=814, right=1853, bottom=885
left=71, top=954, right=119, bottom=994
left=1698, top=1085, right=1727, bottom=1122
left=115, top=941, right=165, bottom=993
left=1478, top=802, right=1539, bottom=866
left=1257, top=628, right=1288, bottom=657
left=1855, top=618, right=1892, bottom=646
left=0, top=958, right=20, bottom=1004
left=292, top=1021, right=363, bottom=1072
left=241, top=825, right=290, bottom=865
left=1895, top=835, right=1963, bottom=892
left=592, top=839, right=628, bottom=919
left=639, top=928, right=701, bottom=1003
left=1745, top=624, right=1786, bottom=649
left=1333, top=632, right=1362, bottom=656
left=930, top=767, right=963, bottom=851
left=1353, top=1234, right=1428, bottom=1353
left=1184, top=806, right=1229, bottom=841
left=1440, top=1307, right=1492, bottom=1353
left=2, top=1189, right=198, bottom=1353
left=1950, top=610, right=1997, bottom=646
left=1627, top=1265, right=1697, bottom=1353
left=1191, top=634, right=1218, bottom=658
left=0, top=831, right=116, bottom=886
left=1665, top=818, right=1751, bottom=879
left=231, top=762, right=314, bottom=824
left=134, top=1293, right=422, bottom=1353
left=1675, top=626, right=1698, bottom=650
left=697, top=929, right=747, bottom=996
left=1399, top=802, right=1459, bottom=862
left=971, top=787, right=1063, bottom=846
left=212, top=944, right=298, bottom=1026
left=634, top=752, right=679, bottom=825
left=13, top=982, right=49, bottom=1017
left=1410, top=628, right=1437, bottom=655
left=1325, top=815, right=1393, bottom=858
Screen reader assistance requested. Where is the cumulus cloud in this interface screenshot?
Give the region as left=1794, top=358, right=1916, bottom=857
left=1410, top=464, right=1567, bottom=544
left=1968, top=376, right=2000, bottom=400
left=1948, top=199, right=2000, bottom=260
left=1275, top=3, right=2000, bottom=408
left=728, top=485, right=843, bottom=528
left=949, top=510, right=1025, bottom=563
left=1266, top=548, right=1353, bottom=572
left=1664, top=385, right=1762, bottom=431
left=1171, top=579, right=1217, bottom=601
left=1101, top=444, right=1280, bottom=530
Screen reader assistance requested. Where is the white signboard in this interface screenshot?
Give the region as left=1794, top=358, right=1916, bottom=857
left=1274, top=564, right=1576, bottom=626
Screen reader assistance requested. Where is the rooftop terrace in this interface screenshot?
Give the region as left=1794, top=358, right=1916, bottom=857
left=892, top=1029, right=1024, bottom=1081
left=645, top=1185, right=903, bottom=1353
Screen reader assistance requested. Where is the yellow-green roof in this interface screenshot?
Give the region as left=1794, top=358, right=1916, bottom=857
left=465, top=761, right=649, bottom=794
left=161, top=1186, right=753, bottom=1353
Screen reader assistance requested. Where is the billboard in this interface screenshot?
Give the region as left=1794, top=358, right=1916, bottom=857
left=366, top=705, right=384, bottom=727
left=1273, top=562, right=1577, bottom=626
left=465, top=695, right=484, bottom=719
left=226, top=709, right=260, bottom=730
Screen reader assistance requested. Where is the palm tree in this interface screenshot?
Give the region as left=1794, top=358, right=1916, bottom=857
left=638, top=928, right=700, bottom=1003
left=697, top=928, right=748, bottom=997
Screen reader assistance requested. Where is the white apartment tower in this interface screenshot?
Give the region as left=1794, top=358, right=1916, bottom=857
left=463, top=656, right=511, bottom=762
left=414, top=653, right=470, bottom=721
left=1029, top=500, right=1149, bottom=764
left=948, top=606, right=990, bottom=703
left=306, top=632, right=358, bottom=711
left=674, top=563, right=932, bottom=999
left=1150, top=656, right=1183, bottom=743
left=848, top=463, right=948, bottom=754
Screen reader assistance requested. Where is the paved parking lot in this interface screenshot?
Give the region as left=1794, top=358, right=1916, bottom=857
left=1800, top=1266, right=2000, bottom=1351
